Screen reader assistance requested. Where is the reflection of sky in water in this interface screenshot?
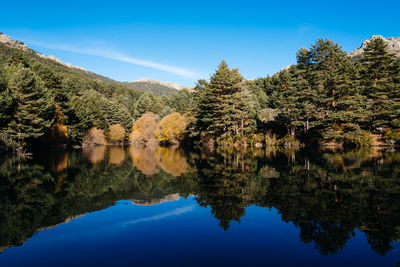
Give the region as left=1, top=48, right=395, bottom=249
left=1, top=196, right=399, bottom=266
left=121, top=205, right=195, bottom=226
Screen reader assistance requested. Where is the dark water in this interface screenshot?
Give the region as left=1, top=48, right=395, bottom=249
left=0, top=146, right=400, bottom=266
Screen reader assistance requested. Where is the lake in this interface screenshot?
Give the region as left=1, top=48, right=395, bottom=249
left=0, top=146, right=399, bottom=266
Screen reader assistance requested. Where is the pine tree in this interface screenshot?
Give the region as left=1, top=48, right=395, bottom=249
left=0, top=70, right=13, bottom=126
left=275, top=67, right=304, bottom=136
left=361, top=37, right=397, bottom=130
left=296, top=39, right=368, bottom=142
left=194, top=60, right=255, bottom=143
left=3, top=63, right=55, bottom=151
left=132, top=92, right=158, bottom=119
left=390, top=59, right=400, bottom=128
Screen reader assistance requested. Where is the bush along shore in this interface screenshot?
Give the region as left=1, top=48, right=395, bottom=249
left=1, top=36, right=400, bottom=155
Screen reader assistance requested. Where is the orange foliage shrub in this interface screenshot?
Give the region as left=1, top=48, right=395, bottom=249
left=44, top=104, right=69, bottom=145
left=47, top=123, right=69, bottom=145
left=83, top=127, right=107, bottom=146
left=108, top=124, right=126, bottom=142
left=155, top=112, right=188, bottom=144
left=129, top=112, right=159, bottom=145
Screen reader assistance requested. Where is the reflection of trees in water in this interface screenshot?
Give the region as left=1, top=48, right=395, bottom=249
left=191, top=149, right=400, bottom=255
left=83, top=146, right=106, bottom=164
left=0, top=147, right=192, bottom=252
left=0, top=148, right=400, bottom=256
left=108, top=147, right=126, bottom=166
left=156, top=147, right=189, bottom=177
left=0, top=159, right=54, bottom=251
left=129, top=145, right=189, bottom=177
left=129, top=145, right=159, bottom=175
left=50, top=152, right=69, bottom=173
left=194, top=152, right=261, bottom=230
left=259, top=150, right=400, bottom=255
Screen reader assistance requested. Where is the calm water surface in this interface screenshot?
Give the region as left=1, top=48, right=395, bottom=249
left=0, top=146, right=400, bottom=266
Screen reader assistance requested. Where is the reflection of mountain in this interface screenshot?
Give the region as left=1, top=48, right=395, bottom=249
left=1, top=147, right=400, bottom=257
left=130, top=193, right=180, bottom=205
left=36, top=214, right=86, bottom=232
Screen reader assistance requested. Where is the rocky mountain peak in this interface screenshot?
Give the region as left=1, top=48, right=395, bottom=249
left=0, top=32, right=30, bottom=52
left=0, top=32, right=87, bottom=71
left=349, top=35, right=400, bottom=57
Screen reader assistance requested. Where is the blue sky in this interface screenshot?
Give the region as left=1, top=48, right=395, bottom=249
left=1, top=0, right=399, bottom=86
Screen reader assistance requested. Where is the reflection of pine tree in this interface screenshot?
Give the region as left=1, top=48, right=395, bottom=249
left=194, top=152, right=259, bottom=230
left=259, top=150, right=400, bottom=255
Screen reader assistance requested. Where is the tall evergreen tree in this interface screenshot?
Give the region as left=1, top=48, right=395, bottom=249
left=361, top=37, right=398, bottom=130
left=194, top=61, right=255, bottom=143
left=2, top=63, right=55, bottom=151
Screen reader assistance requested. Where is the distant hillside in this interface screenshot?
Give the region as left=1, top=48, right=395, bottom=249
left=349, top=35, right=400, bottom=59
left=0, top=32, right=118, bottom=84
left=0, top=32, right=190, bottom=96
left=0, top=32, right=87, bottom=72
left=121, top=79, right=180, bottom=96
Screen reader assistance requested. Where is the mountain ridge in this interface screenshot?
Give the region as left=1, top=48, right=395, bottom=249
left=0, top=32, right=189, bottom=95
left=0, top=32, right=88, bottom=72
left=129, top=78, right=185, bottom=90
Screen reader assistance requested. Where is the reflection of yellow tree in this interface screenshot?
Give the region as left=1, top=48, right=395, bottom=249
left=49, top=152, right=69, bottom=193
left=50, top=152, right=68, bottom=173
left=265, top=146, right=278, bottom=159
left=128, top=146, right=189, bottom=177
left=83, top=146, right=106, bottom=164
left=156, top=147, right=189, bottom=177
left=324, top=149, right=375, bottom=172
left=108, top=147, right=125, bottom=166
left=129, top=145, right=158, bottom=175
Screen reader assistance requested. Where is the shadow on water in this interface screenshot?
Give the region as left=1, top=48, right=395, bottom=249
left=1, top=145, right=400, bottom=257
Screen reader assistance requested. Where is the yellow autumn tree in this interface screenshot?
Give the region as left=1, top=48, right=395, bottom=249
left=108, top=124, right=126, bottom=142
left=129, top=112, right=159, bottom=145
left=155, top=112, right=188, bottom=144
left=43, top=104, right=69, bottom=145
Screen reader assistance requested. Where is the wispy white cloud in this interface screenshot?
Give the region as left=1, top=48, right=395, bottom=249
left=28, top=40, right=195, bottom=78
left=121, top=205, right=195, bottom=226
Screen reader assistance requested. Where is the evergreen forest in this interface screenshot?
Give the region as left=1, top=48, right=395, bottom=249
left=1, top=37, right=400, bottom=154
